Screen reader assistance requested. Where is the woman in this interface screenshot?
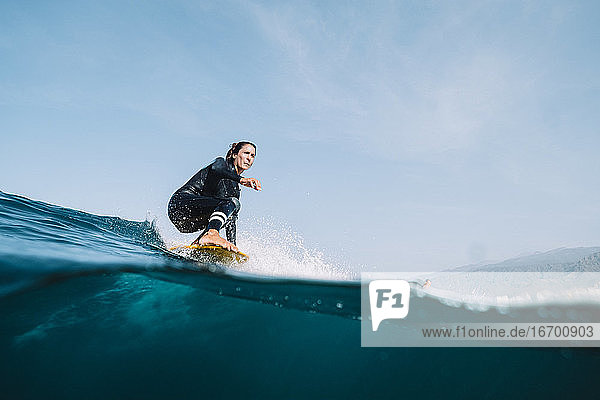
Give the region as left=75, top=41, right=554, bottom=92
left=168, top=142, right=261, bottom=253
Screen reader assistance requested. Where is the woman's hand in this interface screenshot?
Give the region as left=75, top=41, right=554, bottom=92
left=240, top=177, right=262, bottom=191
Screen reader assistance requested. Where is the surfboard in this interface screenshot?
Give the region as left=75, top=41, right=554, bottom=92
left=169, top=244, right=249, bottom=265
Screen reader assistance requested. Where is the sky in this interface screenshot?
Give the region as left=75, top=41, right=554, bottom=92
left=1, top=0, right=599, bottom=272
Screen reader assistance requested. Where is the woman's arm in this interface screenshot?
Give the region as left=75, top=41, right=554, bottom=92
left=211, top=157, right=261, bottom=191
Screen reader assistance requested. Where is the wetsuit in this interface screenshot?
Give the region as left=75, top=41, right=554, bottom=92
left=168, top=157, right=242, bottom=244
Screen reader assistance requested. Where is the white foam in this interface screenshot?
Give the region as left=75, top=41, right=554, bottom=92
left=156, top=214, right=355, bottom=281
left=235, top=217, right=355, bottom=280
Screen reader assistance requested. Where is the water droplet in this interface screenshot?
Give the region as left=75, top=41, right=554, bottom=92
left=235, top=287, right=241, bottom=292
left=316, top=299, right=322, bottom=305
left=284, top=296, right=289, bottom=301
left=336, top=302, right=344, bottom=309
left=217, top=289, right=223, bottom=296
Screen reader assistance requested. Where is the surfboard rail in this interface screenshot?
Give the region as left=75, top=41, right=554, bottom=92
left=169, top=244, right=249, bottom=264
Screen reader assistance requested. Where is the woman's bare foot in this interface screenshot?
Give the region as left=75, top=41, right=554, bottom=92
left=192, top=229, right=239, bottom=252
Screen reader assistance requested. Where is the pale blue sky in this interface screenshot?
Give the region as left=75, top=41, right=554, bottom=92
left=1, top=1, right=599, bottom=271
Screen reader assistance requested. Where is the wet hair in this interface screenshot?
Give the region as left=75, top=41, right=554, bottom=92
left=226, top=141, right=257, bottom=162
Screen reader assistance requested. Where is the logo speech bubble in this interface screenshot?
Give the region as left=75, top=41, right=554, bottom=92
left=369, top=280, right=410, bottom=331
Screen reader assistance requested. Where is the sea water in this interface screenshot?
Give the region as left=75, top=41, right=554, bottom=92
left=1, top=190, right=599, bottom=399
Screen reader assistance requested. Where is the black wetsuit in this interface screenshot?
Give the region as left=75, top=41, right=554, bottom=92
left=168, top=157, right=242, bottom=244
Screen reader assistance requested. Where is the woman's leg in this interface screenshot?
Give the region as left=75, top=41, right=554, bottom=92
left=205, top=197, right=240, bottom=234
left=168, top=192, right=216, bottom=233
left=168, top=192, right=240, bottom=250
left=193, top=198, right=240, bottom=251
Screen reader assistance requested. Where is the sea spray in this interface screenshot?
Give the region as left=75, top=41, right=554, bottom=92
left=236, top=216, right=354, bottom=280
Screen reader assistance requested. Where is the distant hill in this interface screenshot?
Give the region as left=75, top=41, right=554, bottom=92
left=451, top=247, right=600, bottom=272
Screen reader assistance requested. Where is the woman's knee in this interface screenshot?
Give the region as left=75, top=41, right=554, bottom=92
left=217, top=198, right=240, bottom=215
left=229, top=197, right=241, bottom=213
left=213, top=198, right=239, bottom=222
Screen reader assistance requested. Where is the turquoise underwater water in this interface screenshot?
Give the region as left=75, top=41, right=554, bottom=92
left=0, top=190, right=599, bottom=399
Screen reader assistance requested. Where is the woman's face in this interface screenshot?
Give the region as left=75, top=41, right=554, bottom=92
left=233, top=144, right=256, bottom=172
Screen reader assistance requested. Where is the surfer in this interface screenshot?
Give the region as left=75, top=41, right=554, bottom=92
left=168, top=142, right=261, bottom=253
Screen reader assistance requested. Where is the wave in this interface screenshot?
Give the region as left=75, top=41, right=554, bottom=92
left=0, top=190, right=358, bottom=316
left=2, top=190, right=600, bottom=312
left=2, top=191, right=600, bottom=398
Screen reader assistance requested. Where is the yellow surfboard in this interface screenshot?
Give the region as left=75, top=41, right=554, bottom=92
left=169, top=244, right=249, bottom=265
